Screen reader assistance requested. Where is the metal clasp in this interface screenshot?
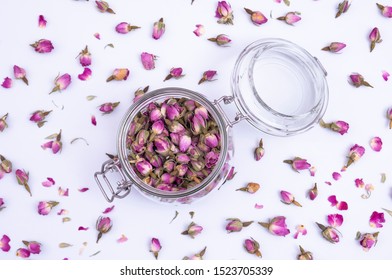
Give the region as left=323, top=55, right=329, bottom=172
left=94, top=159, right=132, bottom=202
left=213, top=95, right=248, bottom=129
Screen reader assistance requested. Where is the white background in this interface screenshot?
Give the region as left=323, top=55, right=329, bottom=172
left=0, top=0, right=391, bottom=260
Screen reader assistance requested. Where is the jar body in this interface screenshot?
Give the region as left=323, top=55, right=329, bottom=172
left=115, top=88, right=234, bottom=204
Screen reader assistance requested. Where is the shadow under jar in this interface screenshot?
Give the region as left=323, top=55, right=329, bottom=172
left=94, top=38, right=329, bottom=204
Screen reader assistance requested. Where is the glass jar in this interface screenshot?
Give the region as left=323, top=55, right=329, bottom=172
left=95, top=38, right=329, bottom=204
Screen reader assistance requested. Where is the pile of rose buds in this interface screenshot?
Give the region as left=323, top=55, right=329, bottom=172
left=127, top=97, right=221, bottom=191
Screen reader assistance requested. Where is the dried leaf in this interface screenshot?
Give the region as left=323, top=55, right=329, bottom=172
left=45, top=133, right=59, bottom=140
left=89, top=250, right=101, bottom=257
left=70, top=137, right=89, bottom=146
left=381, top=173, right=386, bottom=183
left=105, top=43, right=114, bottom=49
left=170, top=210, right=179, bottom=223
left=59, top=243, right=72, bottom=248
left=86, top=95, right=97, bottom=101
left=62, top=217, right=71, bottom=223
left=52, top=100, right=64, bottom=110
left=189, top=211, right=195, bottom=219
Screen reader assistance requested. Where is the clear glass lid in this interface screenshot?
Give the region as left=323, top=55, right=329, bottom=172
left=231, top=38, right=329, bottom=136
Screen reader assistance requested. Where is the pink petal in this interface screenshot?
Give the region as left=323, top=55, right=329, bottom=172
left=117, top=234, right=128, bottom=243
left=78, top=67, right=92, bottom=81
left=337, top=201, right=348, bottom=211
left=370, top=136, right=383, bottom=152
left=1, top=77, right=12, bottom=88
left=91, top=115, right=97, bottom=126
left=58, top=187, right=69, bottom=197
left=94, top=33, right=101, bottom=40
left=42, top=177, right=55, bottom=187
left=103, top=205, right=115, bottom=214
left=327, top=214, right=344, bottom=227
left=328, top=195, right=338, bottom=206
left=38, top=15, right=47, bottom=28
left=382, top=70, right=390, bottom=81
left=325, top=181, right=332, bottom=186
left=78, top=187, right=89, bottom=192
left=78, top=226, right=89, bottom=231
left=369, top=211, right=385, bottom=228
left=254, top=203, right=264, bottom=209
left=332, top=172, right=341, bottom=181
left=309, top=166, right=317, bottom=177
left=355, top=178, right=365, bottom=188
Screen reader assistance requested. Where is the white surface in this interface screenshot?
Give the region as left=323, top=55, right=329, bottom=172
left=0, top=0, right=391, bottom=260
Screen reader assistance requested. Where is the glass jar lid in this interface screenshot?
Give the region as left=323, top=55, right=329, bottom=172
left=231, top=38, right=329, bottom=136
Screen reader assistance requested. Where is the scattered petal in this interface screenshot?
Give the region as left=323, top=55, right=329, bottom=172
left=117, top=234, right=128, bottom=243
left=332, top=172, right=341, bottom=181
left=1, top=77, right=12, bottom=89
left=254, top=203, right=264, bottom=209
left=58, top=187, right=69, bottom=197
left=59, top=243, right=72, bottom=248
left=78, top=188, right=89, bottom=192
left=193, top=24, right=205, bottom=36
left=355, top=178, right=365, bottom=188
left=38, top=15, right=47, bottom=28
left=325, top=181, right=332, bottom=186
left=382, top=70, right=390, bottom=81
left=370, top=137, right=383, bottom=152
left=102, top=205, right=115, bottom=214
left=328, top=195, right=348, bottom=210
left=78, top=67, right=92, bottom=81
left=91, top=115, right=97, bottom=126
left=293, top=225, right=307, bottom=239
left=369, top=211, right=385, bottom=228
left=0, top=234, right=11, bottom=252
left=309, top=166, right=317, bottom=176
left=327, top=214, right=344, bottom=227
left=94, top=33, right=101, bottom=40
left=78, top=226, right=89, bottom=231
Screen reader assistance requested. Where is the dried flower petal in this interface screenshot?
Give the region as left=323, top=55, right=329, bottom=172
left=236, top=182, right=260, bottom=194
left=193, top=24, right=205, bottom=36
left=1, top=77, right=12, bottom=89
left=349, top=73, right=373, bottom=88
left=382, top=70, right=390, bottom=81
left=16, top=248, right=30, bottom=258
left=152, top=18, right=165, bottom=40
left=59, top=243, right=72, bottom=248
left=96, top=216, right=112, bottom=243
left=13, top=65, right=29, bottom=85
left=254, top=203, right=263, bottom=209
left=115, top=22, right=140, bottom=34
left=356, top=231, right=379, bottom=251
left=259, top=216, right=290, bottom=236
left=95, top=1, right=115, bottom=14
left=309, top=166, right=316, bottom=176
left=78, top=187, right=89, bottom=192
left=327, top=214, right=344, bottom=228
left=106, top=68, right=129, bottom=82
left=336, top=0, right=351, bottom=18
left=215, top=1, right=234, bottom=24
left=58, top=187, right=69, bottom=197
left=0, top=234, right=10, bottom=252
left=369, top=27, right=382, bottom=52
left=332, top=172, right=341, bottom=181
left=244, top=8, right=268, bottom=25
left=78, top=68, right=92, bottom=81
left=41, top=130, right=62, bottom=154
left=117, top=234, right=128, bottom=243
left=370, top=137, right=383, bottom=152
left=277, top=11, right=301, bottom=25
left=293, top=225, right=307, bottom=239
left=198, top=70, right=217, bottom=84
left=319, top=119, right=349, bottom=135
left=369, top=211, right=385, bottom=228
left=141, top=52, right=157, bottom=70
left=38, top=15, right=47, bottom=28
left=78, top=226, right=89, bottom=231
left=328, top=195, right=348, bottom=210
left=321, top=42, right=346, bottom=53
left=38, top=201, right=59, bottom=215
left=150, top=238, right=161, bottom=259
left=103, top=205, right=115, bottom=214
left=94, top=33, right=101, bottom=40
left=30, top=39, right=54, bottom=53
left=244, top=238, right=262, bottom=257
left=91, top=115, right=97, bottom=126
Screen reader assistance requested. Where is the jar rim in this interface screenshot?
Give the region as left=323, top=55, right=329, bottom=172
left=231, top=38, right=329, bottom=136
left=117, top=87, right=229, bottom=199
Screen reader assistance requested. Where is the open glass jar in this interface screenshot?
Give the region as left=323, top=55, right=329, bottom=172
left=94, top=38, right=329, bottom=204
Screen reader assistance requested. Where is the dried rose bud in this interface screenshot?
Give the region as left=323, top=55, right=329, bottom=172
left=283, top=157, right=311, bottom=172
left=387, top=108, right=392, bottom=129
left=141, top=52, right=157, bottom=70
left=15, top=169, right=32, bottom=196
left=49, top=73, right=71, bottom=94
left=215, top=1, right=234, bottom=24
left=259, top=216, right=290, bottom=237
left=178, top=135, right=191, bottom=153
left=297, top=245, right=313, bottom=260
left=0, top=113, right=8, bottom=132
left=321, top=42, right=346, bottom=53
left=277, top=11, right=301, bottom=25
left=135, top=158, right=153, bottom=176
left=38, top=15, right=47, bottom=28
left=1, top=77, right=12, bottom=89
left=154, top=137, right=171, bottom=156
left=349, top=73, right=373, bottom=88
left=244, top=238, right=262, bottom=257
left=208, top=34, right=231, bottom=46
left=308, top=183, right=318, bottom=200
left=164, top=67, right=184, bottom=81
left=16, top=248, right=30, bottom=258
left=23, top=241, right=41, bottom=254
left=0, top=235, right=10, bottom=252
left=369, top=27, right=382, bottom=52
left=95, top=1, right=115, bottom=14
left=152, top=18, right=165, bottom=40
left=198, top=70, right=217, bottom=84
left=30, top=39, right=54, bottom=53
left=356, top=231, right=379, bottom=251
left=193, top=24, right=205, bottom=36
left=77, top=46, right=92, bottom=67
left=254, top=138, right=265, bottom=161
left=204, top=133, right=219, bottom=148
left=181, top=222, right=203, bottom=238
left=150, top=238, right=161, bottom=259
left=99, top=102, right=120, bottom=114
left=0, top=155, right=12, bottom=174
left=183, top=246, right=206, bottom=260
left=226, top=218, right=253, bottom=233
left=370, top=136, right=382, bottom=152
left=280, top=190, right=302, bottom=207
left=13, top=65, right=29, bottom=85
left=377, top=3, right=392, bottom=17
left=236, top=182, right=260, bottom=194
left=106, top=68, right=129, bottom=82
left=30, top=110, right=52, bottom=128
left=38, top=201, right=59, bottom=215
left=244, top=8, right=268, bottom=25
left=205, top=150, right=219, bottom=169
left=133, top=86, right=149, bottom=103
left=316, top=222, right=340, bottom=243
left=115, top=22, right=140, bottom=34
left=319, top=119, right=349, bottom=135
left=41, top=130, right=62, bottom=154
left=345, top=144, right=365, bottom=168
left=336, top=0, right=351, bottom=18
left=96, top=216, right=112, bottom=243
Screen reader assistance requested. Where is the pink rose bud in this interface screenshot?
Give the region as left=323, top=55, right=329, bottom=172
left=280, top=190, right=302, bottom=207
left=96, top=216, right=113, bottom=243
left=151, top=120, right=165, bottom=135
left=190, top=159, right=204, bottom=172
left=198, top=70, right=217, bottom=84
left=49, top=73, right=71, bottom=94
left=244, top=8, right=268, bottom=26
left=308, top=183, right=318, bottom=200
left=0, top=234, right=11, bottom=252
left=78, top=67, right=92, bottom=81
left=244, top=238, right=262, bottom=257
left=226, top=166, right=237, bottom=181
left=181, top=222, right=203, bottom=238
left=357, top=232, right=379, bottom=252
left=254, top=139, right=265, bottom=161
left=226, top=218, right=253, bottom=233
left=370, top=136, right=382, bottom=152
left=316, top=222, right=340, bottom=243
left=387, top=108, right=392, bottom=129
left=135, top=158, right=153, bottom=176
left=236, top=182, right=260, bottom=194
left=277, top=11, right=301, bottom=25
left=38, top=15, right=47, bottom=28
left=369, top=27, right=382, bottom=52
left=106, top=68, right=130, bottom=82
left=141, top=52, right=157, bottom=70
left=115, top=22, right=140, bottom=34
left=152, top=18, right=165, bottom=40
left=297, top=245, right=313, bottom=260
left=95, top=1, right=115, bottom=14
left=215, top=1, right=234, bottom=24
left=150, top=238, right=162, bottom=259
left=346, top=144, right=365, bottom=168
left=0, top=155, right=12, bottom=174
left=204, top=133, right=219, bottom=148
left=208, top=34, right=231, bottom=46
left=99, top=102, right=120, bottom=114
left=16, top=169, right=32, bottom=196
left=164, top=160, right=175, bottom=172
left=176, top=153, right=190, bottom=164
left=165, top=104, right=180, bottom=120
left=164, top=67, right=184, bottom=81
left=154, top=137, right=171, bottom=156
left=283, top=157, right=311, bottom=172
left=336, top=0, right=351, bottom=18
left=16, top=248, right=30, bottom=258
left=13, top=65, right=29, bottom=85
left=1, top=77, right=12, bottom=89
left=41, top=130, right=62, bottom=154
left=30, top=110, right=52, bottom=127
left=38, top=201, right=59, bottom=215
left=349, top=73, right=373, bottom=88
left=30, top=39, right=54, bottom=53
left=321, top=42, right=346, bottom=53
left=0, top=113, right=8, bottom=132
left=193, top=24, right=205, bottom=37
left=320, top=119, right=350, bottom=135
left=23, top=241, right=41, bottom=254
left=205, top=150, right=219, bottom=168
left=183, top=247, right=207, bottom=260
left=377, top=3, right=392, bottom=18
left=77, top=45, right=92, bottom=67
left=259, top=216, right=290, bottom=237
